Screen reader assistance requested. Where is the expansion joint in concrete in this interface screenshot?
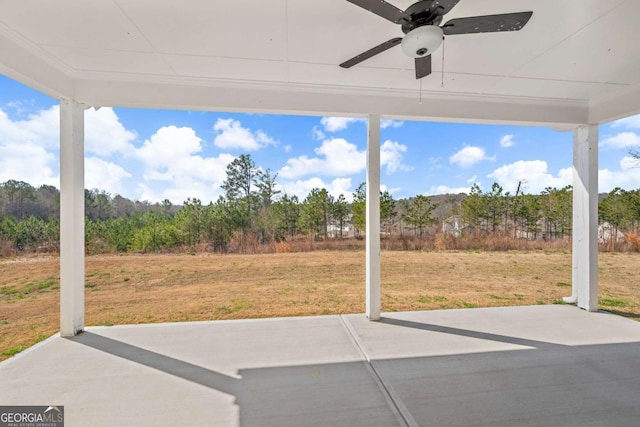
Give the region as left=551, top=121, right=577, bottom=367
left=339, top=315, right=418, bottom=427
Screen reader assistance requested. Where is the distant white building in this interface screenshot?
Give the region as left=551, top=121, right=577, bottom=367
left=327, top=223, right=353, bottom=238
left=598, top=221, right=625, bottom=244
left=442, top=216, right=464, bottom=237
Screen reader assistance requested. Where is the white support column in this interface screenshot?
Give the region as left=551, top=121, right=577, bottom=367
left=366, top=114, right=381, bottom=320
left=60, top=98, right=85, bottom=336
left=567, top=124, right=599, bottom=311
left=564, top=130, right=581, bottom=305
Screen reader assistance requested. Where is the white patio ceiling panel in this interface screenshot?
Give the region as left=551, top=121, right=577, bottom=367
left=0, top=0, right=154, bottom=52
left=120, top=0, right=287, bottom=60
left=512, top=0, right=640, bottom=84
left=44, top=46, right=175, bottom=76
left=1, top=0, right=640, bottom=125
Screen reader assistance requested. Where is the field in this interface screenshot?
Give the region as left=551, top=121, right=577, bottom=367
left=1, top=250, right=639, bottom=361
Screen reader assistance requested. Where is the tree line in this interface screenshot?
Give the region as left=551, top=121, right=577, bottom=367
left=460, top=183, right=574, bottom=240
left=1, top=154, right=639, bottom=254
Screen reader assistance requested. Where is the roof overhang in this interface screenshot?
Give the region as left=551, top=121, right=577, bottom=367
left=1, top=0, right=639, bottom=127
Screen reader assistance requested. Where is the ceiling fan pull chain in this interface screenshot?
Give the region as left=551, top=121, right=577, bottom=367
left=441, top=36, right=445, bottom=88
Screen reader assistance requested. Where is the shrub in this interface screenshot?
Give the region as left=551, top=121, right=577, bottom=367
left=626, top=232, right=640, bottom=252
left=0, top=240, right=15, bottom=258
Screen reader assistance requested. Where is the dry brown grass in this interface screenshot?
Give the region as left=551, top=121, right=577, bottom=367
left=626, top=232, right=640, bottom=252
left=1, top=250, right=639, bottom=361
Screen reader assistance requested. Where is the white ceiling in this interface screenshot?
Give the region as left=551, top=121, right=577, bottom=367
left=1, top=0, right=639, bottom=126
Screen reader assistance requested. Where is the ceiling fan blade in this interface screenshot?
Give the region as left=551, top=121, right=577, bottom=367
left=415, top=55, right=432, bottom=79
left=430, top=0, right=461, bottom=16
left=340, top=38, right=403, bottom=68
left=346, top=0, right=411, bottom=24
left=442, top=11, right=533, bottom=36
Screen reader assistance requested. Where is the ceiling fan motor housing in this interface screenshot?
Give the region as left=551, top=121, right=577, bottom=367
left=401, top=1, right=444, bottom=34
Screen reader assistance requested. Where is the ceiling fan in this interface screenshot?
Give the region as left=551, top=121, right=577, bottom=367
left=340, top=0, right=533, bottom=79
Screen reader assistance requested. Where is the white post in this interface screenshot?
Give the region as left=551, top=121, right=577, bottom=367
left=564, top=130, right=580, bottom=305
left=366, top=114, right=381, bottom=320
left=60, top=98, right=85, bottom=336
left=568, top=125, right=599, bottom=311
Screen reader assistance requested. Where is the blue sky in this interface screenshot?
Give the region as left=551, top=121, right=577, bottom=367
left=1, top=74, right=639, bottom=204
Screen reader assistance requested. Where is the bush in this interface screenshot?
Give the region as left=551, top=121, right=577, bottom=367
left=228, top=230, right=262, bottom=254
left=131, top=223, right=180, bottom=252
left=275, top=241, right=292, bottom=253
left=0, top=240, right=15, bottom=258
left=625, top=232, right=640, bottom=252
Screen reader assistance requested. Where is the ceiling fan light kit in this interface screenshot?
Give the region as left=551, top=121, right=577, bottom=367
left=340, top=0, right=533, bottom=79
left=401, top=25, right=443, bottom=58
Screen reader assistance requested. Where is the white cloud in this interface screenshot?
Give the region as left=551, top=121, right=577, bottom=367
left=466, top=175, right=477, bottom=184
left=283, top=144, right=292, bottom=153
left=279, top=138, right=365, bottom=179
left=136, top=126, right=203, bottom=168
left=0, top=105, right=323, bottom=203
left=380, top=140, right=412, bottom=173
left=449, top=145, right=495, bottom=168
left=385, top=186, right=402, bottom=195
left=279, top=177, right=353, bottom=201
left=0, top=107, right=60, bottom=186
left=311, top=126, right=326, bottom=141
left=0, top=140, right=57, bottom=186
left=279, top=138, right=410, bottom=179
left=85, top=157, right=131, bottom=195
left=320, top=117, right=362, bottom=132
left=0, top=105, right=137, bottom=190
left=381, top=119, right=404, bottom=129
left=213, top=118, right=276, bottom=151
left=326, top=178, right=353, bottom=199
left=427, top=185, right=471, bottom=195
left=85, top=108, right=137, bottom=156
left=600, top=132, right=640, bottom=149
left=500, top=134, right=515, bottom=148
left=138, top=179, right=224, bottom=205
left=2, top=100, right=37, bottom=117
left=318, top=117, right=402, bottom=133
left=486, top=156, right=640, bottom=194
left=0, top=104, right=138, bottom=196
left=135, top=125, right=235, bottom=203
left=599, top=156, right=640, bottom=192
left=621, top=156, right=640, bottom=170
left=0, top=106, right=136, bottom=157
left=611, top=114, right=640, bottom=129
left=0, top=106, right=59, bottom=150
left=488, top=160, right=572, bottom=194
left=427, top=156, right=443, bottom=170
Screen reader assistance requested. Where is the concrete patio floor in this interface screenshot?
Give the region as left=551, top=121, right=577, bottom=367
left=2, top=305, right=640, bottom=426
